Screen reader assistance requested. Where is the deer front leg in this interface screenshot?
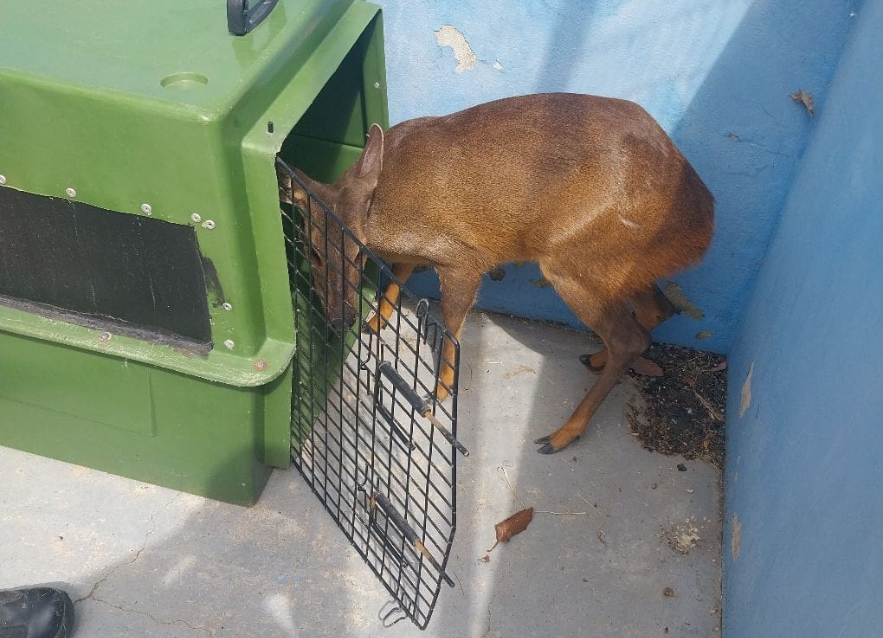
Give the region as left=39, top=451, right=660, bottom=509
left=364, top=263, right=416, bottom=334
left=434, top=267, right=481, bottom=403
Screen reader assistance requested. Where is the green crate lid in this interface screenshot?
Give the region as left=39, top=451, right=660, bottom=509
left=0, top=0, right=353, bottom=116
left=0, top=0, right=386, bottom=387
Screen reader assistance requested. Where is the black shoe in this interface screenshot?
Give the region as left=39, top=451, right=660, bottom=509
left=0, top=588, right=74, bottom=638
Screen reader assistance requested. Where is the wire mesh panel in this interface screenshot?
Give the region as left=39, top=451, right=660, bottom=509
left=276, top=159, right=467, bottom=629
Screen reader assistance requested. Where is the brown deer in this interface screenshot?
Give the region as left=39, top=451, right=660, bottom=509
left=277, top=93, right=713, bottom=454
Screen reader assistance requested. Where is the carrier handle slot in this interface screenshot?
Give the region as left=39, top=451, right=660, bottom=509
left=227, top=0, right=279, bottom=35
left=371, top=492, right=455, bottom=588
left=373, top=395, right=417, bottom=451
left=376, top=362, right=469, bottom=457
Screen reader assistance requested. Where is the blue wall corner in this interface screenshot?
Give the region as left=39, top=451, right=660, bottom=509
left=374, top=0, right=860, bottom=353
left=723, top=0, right=883, bottom=634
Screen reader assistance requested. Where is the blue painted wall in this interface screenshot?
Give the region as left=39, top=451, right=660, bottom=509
left=723, top=0, right=883, bottom=634
left=373, top=0, right=859, bottom=353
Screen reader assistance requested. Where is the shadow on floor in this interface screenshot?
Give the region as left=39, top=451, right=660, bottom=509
left=1, top=311, right=721, bottom=638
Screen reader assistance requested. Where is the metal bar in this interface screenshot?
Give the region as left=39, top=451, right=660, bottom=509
left=371, top=492, right=455, bottom=588
left=373, top=377, right=416, bottom=450
left=376, top=362, right=469, bottom=457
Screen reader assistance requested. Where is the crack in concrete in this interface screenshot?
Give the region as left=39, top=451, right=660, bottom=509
left=758, top=102, right=787, bottom=129
left=74, top=492, right=181, bottom=605
left=481, top=566, right=507, bottom=638
left=86, top=596, right=215, bottom=637
left=72, top=492, right=210, bottom=633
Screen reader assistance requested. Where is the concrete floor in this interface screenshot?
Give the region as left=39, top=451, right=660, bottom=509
left=0, top=311, right=722, bottom=637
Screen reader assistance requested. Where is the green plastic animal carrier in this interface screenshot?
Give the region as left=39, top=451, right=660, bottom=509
left=0, top=0, right=464, bottom=626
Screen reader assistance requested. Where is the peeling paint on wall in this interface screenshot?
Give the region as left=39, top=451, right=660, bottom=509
left=739, top=361, right=754, bottom=418
left=731, top=512, right=742, bottom=560
left=663, top=281, right=705, bottom=319
left=791, top=89, right=816, bottom=118
left=434, top=25, right=477, bottom=73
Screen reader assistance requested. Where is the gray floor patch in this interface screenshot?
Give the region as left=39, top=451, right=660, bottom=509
left=0, top=311, right=722, bottom=637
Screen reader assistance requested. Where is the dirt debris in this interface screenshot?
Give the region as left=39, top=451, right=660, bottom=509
left=664, top=518, right=702, bottom=555
left=791, top=89, right=815, bottom=118
left=626, top=344, right=727, bottom=469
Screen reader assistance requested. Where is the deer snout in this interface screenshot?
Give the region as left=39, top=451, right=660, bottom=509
left=328, top=305, right=358, bottom=332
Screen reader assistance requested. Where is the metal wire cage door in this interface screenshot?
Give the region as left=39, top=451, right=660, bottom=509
left=277, top=159, right=467, bottom=629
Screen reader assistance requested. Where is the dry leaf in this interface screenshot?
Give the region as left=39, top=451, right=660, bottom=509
left=710, top=360, right=728, bottom=372
left=496, top=507, right=534, bottom=542
left=489, top=508, right=534, bottom=550
left=791, top=90, right=815, bottom=118
left=630, top=356, right=663, bottom=377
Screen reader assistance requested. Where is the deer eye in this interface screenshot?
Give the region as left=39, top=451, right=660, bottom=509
left=309, top=246, right=325, bottom=266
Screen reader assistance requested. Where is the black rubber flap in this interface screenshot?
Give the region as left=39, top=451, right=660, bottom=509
left=0, top=187, right=212, bottom=346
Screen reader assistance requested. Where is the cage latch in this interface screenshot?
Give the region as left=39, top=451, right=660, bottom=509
left=375, top=362, right=469, bottom=457
left=377, top=601, right=407, bottom=628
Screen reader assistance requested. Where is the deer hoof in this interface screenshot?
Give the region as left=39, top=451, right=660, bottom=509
left=579, top=353, right=605, bottom=373
left=534, top=433, right=579, bottom=454
left=362, top=316, right=381, bottom=334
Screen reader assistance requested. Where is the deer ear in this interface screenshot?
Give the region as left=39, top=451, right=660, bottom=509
left=356, top=123, right=384, bottom=187
left=275, top=162, right=294, bottom=204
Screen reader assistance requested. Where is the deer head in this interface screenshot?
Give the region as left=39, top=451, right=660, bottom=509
left=276, top=124, right=384, bottom=330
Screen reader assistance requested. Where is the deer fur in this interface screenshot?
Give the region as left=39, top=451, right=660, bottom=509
left=278, top=93, right=713, bottom=454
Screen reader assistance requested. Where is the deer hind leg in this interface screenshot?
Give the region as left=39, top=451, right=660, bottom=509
left=581, top=283, right=674, bottom=375
left=364, top=263, right=416, bottom=334
left=535, top=271, right=650, bottom=454
left=434, top=267, right=481, bottom=403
